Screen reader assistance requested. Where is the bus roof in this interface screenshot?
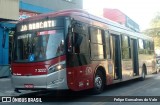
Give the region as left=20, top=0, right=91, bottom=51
left=19, top=9, right=152, bottom=41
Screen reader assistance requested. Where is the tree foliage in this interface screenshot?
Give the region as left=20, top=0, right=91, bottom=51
left=150, top=12, right=160, bottom=28
left=144, top=12, right=160, bottom=49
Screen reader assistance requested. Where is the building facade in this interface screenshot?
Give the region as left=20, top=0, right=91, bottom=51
left=103, top=8, right=140, bottom=32
left=0, top=0, right=19, bottom=77
left=22, top=0, right=83, bottom=11
left=0, top=0, right=19, bottom=65
left=0, top=0, right=19, bottom=21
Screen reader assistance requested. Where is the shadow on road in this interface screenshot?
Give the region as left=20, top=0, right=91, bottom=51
left=17, top=75, right=155, bottom=102
left=18, top=89, right=96, bottom=102
left=103, top=76, right=153, bottom=92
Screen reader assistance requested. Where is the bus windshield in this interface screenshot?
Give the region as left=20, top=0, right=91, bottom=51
left=14, top=30, right=65, bottom=62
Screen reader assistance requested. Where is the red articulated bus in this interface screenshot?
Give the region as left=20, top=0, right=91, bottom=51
left=11, top=9, right=156, bottom=94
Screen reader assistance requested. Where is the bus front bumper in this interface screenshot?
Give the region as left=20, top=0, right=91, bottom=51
left=11, top=69, right=68, bottom=90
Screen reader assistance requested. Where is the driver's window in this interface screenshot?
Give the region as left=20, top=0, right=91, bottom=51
left=74, top=32, right=87, bottom=54
left=72, top=21, right=89, bottom=54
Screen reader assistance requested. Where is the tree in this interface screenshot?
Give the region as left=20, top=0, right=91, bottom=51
left=150, top=12, right=160, bottom=28
left=144, top=12, right=160, bottom=50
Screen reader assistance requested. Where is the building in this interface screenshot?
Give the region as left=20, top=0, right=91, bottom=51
left=19, top=0, right=83, bottom=20
left=0, top=0, right=19, bottom=65
left=0, top=0, right=19, bottom=21
left=0, top=0, right=83, bottom=77
left=0, top=0, right=19, bottom=77
left=103, top=8, right=140, bottom=32
left=22, top=0, right=83, bottom=12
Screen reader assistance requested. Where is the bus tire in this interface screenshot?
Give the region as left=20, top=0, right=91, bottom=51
left=92, top=71, right=104, bottom=94
left=155, top=70, right=158, bottom=74
left=140, top=66, right=146, bottom=81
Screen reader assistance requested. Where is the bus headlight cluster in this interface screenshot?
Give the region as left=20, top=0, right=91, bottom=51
left=48, top=61, right=66, bottom=74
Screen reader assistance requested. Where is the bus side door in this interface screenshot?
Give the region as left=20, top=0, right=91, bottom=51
left=110, top=34, right=122, bottom=80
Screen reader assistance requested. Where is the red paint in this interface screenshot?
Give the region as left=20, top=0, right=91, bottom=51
left=37, top=30, right=56, bottom=36
left=103, top=8, right=126, bottom=24
left=67, top=65, right=94, bottom=91
left=67, top=62, right=112, bottom=91
left=11, top=55, right=66, bottom=76
left=67, top=62, right=115, bottom=91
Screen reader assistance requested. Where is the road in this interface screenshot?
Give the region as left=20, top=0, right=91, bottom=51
left=1, top=73, right=160, bottom=105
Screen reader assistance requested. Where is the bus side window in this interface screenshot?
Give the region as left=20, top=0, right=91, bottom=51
left=121, top=35, right=131, bottom=59
left=74, top=33, right=82, bottom=53
left=150, top=41, right=154, bottom=54
left=138, top=39, right=144, bottom=49
left=138, top=39, right=145, bottom=54
left=72, top=21, right=89, bottom=54
left=73, top=32, right=89, bottom=54
left=144, top=41, right=150, bottom=54
left=90, top=27, right=105, bottom=60
left=105, top=31, right=111, bottom=59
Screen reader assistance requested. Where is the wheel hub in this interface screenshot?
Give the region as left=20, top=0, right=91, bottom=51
left=95, top=76, right=102, bottom=89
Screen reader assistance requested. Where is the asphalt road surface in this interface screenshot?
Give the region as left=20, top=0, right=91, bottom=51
left=1, top=73, right=160, bottom=105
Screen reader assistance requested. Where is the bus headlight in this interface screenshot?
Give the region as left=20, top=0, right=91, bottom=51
left=48, top=62, right=65, bottom=74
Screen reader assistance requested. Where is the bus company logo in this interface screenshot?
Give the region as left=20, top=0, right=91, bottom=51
left=2, top=97, right=11, bottom=102
left=85, top=67, right=92, bottom=75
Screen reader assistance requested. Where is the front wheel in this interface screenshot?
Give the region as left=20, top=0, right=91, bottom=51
left=92, top=71, right=104, bottom=94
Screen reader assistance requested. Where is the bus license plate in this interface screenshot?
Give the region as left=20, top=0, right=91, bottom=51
left=24, top=84, right=34, bottom=88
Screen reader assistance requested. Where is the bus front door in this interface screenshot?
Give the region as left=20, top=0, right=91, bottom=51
left=111, top=35, right=122, bottom=80
left=131, top=39, right=139, bottom=76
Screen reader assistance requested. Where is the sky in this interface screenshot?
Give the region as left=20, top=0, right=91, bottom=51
left=83, top=0, right=160, bottom=31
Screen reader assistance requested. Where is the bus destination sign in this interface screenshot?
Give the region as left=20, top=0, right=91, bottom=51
left=20, top=20, right=55, bottom=32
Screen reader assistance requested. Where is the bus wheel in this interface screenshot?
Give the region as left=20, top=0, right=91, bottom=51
left=140, top=68, right=146, bottom=81
left=92, top=71, right=104, bottom=94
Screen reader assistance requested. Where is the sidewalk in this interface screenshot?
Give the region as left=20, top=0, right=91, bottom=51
left=0, top=78, right=16, bottom=96
left=0, top=77, right=36, bottom=97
